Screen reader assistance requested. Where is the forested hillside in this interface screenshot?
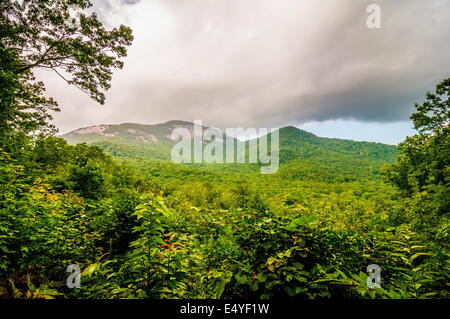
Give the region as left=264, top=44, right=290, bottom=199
left=2, top=97, right=448, bottom=298
left=0, top=0, right=448, bottom=300
left=62, top=121, right=398, bottom=181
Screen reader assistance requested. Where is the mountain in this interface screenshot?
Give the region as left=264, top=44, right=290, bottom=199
left=276, top=125, right=397, bottom=163
left=60, top=121, right=398, bottom=180
left=61, top=120, right=199, bottom=145
left=61, top=120, right=215, bottom=161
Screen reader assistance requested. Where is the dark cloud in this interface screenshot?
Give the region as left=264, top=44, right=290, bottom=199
left=39, top=0, right=450, bottom=133
left=121, top=0, right=140, bottom=4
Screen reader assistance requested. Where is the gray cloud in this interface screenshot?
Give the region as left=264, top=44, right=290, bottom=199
left=39, top=0, right=450, bottom=133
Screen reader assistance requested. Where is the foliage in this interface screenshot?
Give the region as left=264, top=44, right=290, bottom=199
left=0, top=0, right=133, bottom=150
left=0, top=1, right=448, bottom=300
left=382, top=78, right=449, bottom=241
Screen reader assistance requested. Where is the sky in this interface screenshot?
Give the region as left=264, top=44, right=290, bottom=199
left=37, top=0, right=450, bottom=144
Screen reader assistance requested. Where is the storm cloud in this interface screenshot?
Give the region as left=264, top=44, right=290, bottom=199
left=39, top=0, right=450, bottom=133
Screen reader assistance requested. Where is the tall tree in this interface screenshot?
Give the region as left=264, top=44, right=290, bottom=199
left=0, top=0, right=133, bottom=149
left=382, top=78, right=449, bottom=234
left=383, top=78, right=449, bottom=193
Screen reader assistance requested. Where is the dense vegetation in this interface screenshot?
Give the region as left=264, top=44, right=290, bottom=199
left=0, top=1, right=448, bottom=299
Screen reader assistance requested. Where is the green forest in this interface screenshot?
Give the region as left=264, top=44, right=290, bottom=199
left=0, top=1, right=449, bottom=299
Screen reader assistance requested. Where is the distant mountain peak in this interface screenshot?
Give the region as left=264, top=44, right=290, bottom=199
left=70, top=124, right=113, bottom=135
left=278, top=125, right=317, bottom=138
left=60, top=120, right=398, bottom=167
left=60, top=120, right=211, bottom=144
left=162, top=120, right=195, bottom=126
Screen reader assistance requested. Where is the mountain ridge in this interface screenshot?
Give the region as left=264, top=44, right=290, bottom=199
left=61, top=121, right=392, bottom=146
left=59, top=121, right=398, bottom=175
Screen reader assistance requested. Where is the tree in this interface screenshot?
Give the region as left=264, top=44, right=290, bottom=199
left=0, top=0, right=133, bottom=149
left=382, top=78, right=449, bottom=235
left=383, top=79, right=449, bottom=192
